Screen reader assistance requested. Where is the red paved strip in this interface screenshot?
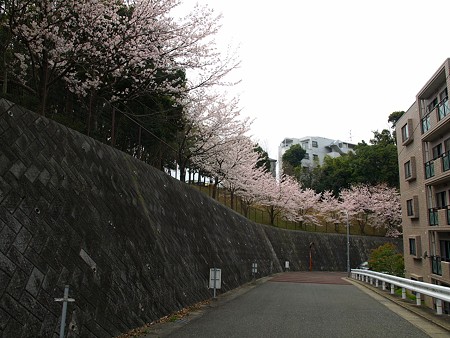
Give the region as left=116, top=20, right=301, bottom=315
left=270, top=272, right=351, bottom=285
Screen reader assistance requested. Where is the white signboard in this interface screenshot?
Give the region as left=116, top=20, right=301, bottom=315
left=209, top=268, right=222, bottom=289
left=252, top=263, right=258, bottom=274
left=285, top=261, right=290, bottom=269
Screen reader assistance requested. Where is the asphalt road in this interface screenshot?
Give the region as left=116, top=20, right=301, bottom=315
left=144, top=273, right=437, bottom=338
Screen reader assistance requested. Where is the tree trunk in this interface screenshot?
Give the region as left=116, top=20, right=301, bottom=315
left=38, top=55, right=49, bottom=116
left=358, top=220, right=366, bottom=235
left=2, top=36, right=9, bottom=95
left=242, top=203, right=249, bottom=217
left=212, top=177, right=219, bottom=199
left=2, top=68, right=7, bottom=95
left=178, top=155, right=188, bottom=183
left=179, top=167, right=186, bottom=183
left=87, top=91, right=98, bottom=136
left=269, top=206, right=275, bottom=226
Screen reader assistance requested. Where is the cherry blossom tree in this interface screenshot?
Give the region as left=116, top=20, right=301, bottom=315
left=283, top=186, right=321, bottom=230
left=235, top=166, right=270, bottom=217
left=178, top=90, right=250, bottom=184
left=255, top=174, right=298, bottom=226
left=1, top=0, right=238, bottom=115
left=201, top=136, right=261, bottom=209
left=319, top=191, right=344, bottom=233
left=340, top=184, right=373, bottom=235
left=340, top=183, right=401, bottom=236
left=370, top=184, right=402, bottom=237
left=2, top=0, right=121, bottom=114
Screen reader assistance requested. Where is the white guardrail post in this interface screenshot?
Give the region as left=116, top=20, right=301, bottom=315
left=351, top=269, right=450, bottom=315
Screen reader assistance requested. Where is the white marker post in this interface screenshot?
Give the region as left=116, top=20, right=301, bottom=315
left=55, top=285, right=75, bottom=338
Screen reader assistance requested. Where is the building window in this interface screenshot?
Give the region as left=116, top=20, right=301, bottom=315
left=407, top=199, right=414, bottom=216
left=401, top=119, right=414, bottom=145
left=436, top=191, right=447, bottom=209
left=401, top=124, right=409, bottom=142
left=406, top=196, right=419, bottom=219
left=439, top=240, right=450, bottom=262
left=444, top=139, right=450, bottom=172
left=438, top=88, right=449, bottom=120
left=428, top=97, right=438, bottom=113
left=409, top=238, right=416, bottom=256
left=405, top=161, right=412, bottom=179
left=445, top=138, right=450, bottom=152
left=441, top=88, right=448, bottom=101
left=312, top=141, right=318, bottom=148
left=440, top=240, right=450, bottom=262
left=404, top=156, right=416, bottom=181
left=313, top=154, right=319, bottom=160
left=304, top=153, right=310, bottom=160
left=432, top=143, right=443, bottom=159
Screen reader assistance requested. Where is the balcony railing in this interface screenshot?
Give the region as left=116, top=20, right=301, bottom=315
left=429, top=208, right=439, bottom=225
left=443, top=151, right=450, bottom=172
left=425, top=160, right=435, bottom=178
left=438, top=98, right=449, bottom=121
left=421, top=96, right=450, bottom=140
left=421, top=114, right=431, bottom=133
left=432, top=256, right=443, bottom=276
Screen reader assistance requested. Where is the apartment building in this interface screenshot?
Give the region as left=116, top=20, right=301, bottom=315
left=278, top=136, right=355, bottom=175
left=396, top=58, right=450, bottom=311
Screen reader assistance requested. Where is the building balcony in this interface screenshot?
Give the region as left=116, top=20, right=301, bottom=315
left=427, top=208, right=450, bottom=232
left=421, top=98, right=450, bottom=142
left=424, top=154, right=450, bottom=185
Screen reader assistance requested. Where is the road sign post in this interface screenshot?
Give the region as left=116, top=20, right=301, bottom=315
left=252, top=262, right=258, bottom=279
left=209, top=268, right=222, bottom=299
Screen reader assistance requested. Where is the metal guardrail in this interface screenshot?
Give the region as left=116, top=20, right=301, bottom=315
left=351, top=269, right=450, bottom=315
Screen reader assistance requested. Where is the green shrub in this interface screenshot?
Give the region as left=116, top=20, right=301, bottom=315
left=369, top=243, right=404, bottom=277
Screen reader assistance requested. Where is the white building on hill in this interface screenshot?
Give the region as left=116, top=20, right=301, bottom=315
left=278, top=136, right=356, bottom=176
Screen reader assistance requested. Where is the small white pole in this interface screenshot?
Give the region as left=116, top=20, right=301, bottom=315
left=346, top=211, right=350, bottom=277
left=55, top=285, right=75, bottom=338
left=390, top=284, right=395, bottom=295
left=402, top=288, right=406, bottom=299
left=416, top=293, right=421, bottom=306
left=382, top=281, right=386, bottom=291
left=213, top=268, right=217, bottom=299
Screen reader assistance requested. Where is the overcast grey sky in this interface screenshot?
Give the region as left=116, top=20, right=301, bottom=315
left=181, top=0, right=450, bottom=158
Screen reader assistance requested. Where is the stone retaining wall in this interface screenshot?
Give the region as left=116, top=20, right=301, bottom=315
left=0, top=99, right=400, bottom=337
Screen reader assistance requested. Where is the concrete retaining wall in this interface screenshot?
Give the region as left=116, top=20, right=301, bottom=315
left=0, top=99, right=400, bottom=337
